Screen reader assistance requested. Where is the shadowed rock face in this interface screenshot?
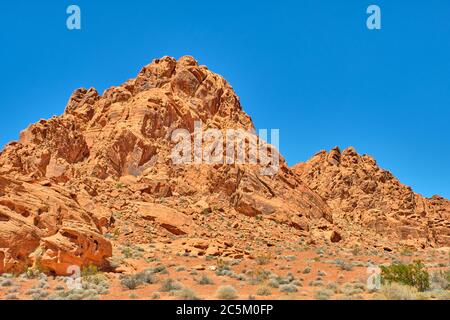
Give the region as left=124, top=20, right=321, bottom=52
left=0, top=56, right=448, bottom=275
left=293, top=147, right=450, bottom=249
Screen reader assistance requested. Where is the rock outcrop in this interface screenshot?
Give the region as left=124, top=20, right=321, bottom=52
left=293, top=147, right=450, bottom=249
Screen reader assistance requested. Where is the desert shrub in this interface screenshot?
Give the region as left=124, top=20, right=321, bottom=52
left=315, top=288, right=333, bottom=300
left=55, top=285, right=65, bottom=291
left=120, top=270, right=157, bottom=290
left=81, top=264, right=99, bottom=277
left=1, top=279, right=13, bottom=287
left=177, top=287, right=200, bottom=300
left=120, top=275, right=141, bottom=290
left=197, top=274, right=214, bottom=285
left=381, top=283, right=418, bottom=300
left=256, top=286, right=272, bottom=296
left=215, top=261, right=231, bottom=276
left=430, top=270, right=449, bottom=290
left=37, top=279, right=49, bottom=289
left=380, top=260, right=430, bottom=292
left=233, top=273, right=247, bottom=281
left=335, top=259, right=353, bottom=271
left=136, top=270, right=158, bottom=284
left=247, top=269, right=271, bottom=285
left=280, top=284, right=298, bottom=293
left=255, top=254, right=271, bottom=265
left=160, top=279, right=182, bottom=292
left=351, top=245, right=361, bottom=256
left=400, top=248, right=414, bottom=256
left=309, top=280, right=324, bottom=287
left=216, top=285, right=238, bottom=300
left=283, top=255, right=296, bottom=261
left=31, top=290, right=49, bottom=300
left=268, top=278, right=280, bottom=288
left=151, top=292, right=161, bottom=300
left=340, top=282, right=365, bottom=296
left=302, top=266, right=311, bottom=274
left=152, top=265, right=167, bottom=274
left=318, top=270, right=327, bottom=277
left=326, top=282, right=339, bottom=293
left=116, top=182, right=125, bottom=189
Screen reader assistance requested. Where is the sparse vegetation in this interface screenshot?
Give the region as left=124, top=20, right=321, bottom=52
left=381, top=283, right=418, bottom=300
left=120, top=270, right=157, bottom=290
left=216, top=285, right=238, bottom=300
left=160, top=279, right=182, bottom=292
left=256, top=286, right=272, bottom=296
left=335, top=259, right=353, bottom=271
left=302, top=266, right=312, bottom=274
left=430, top=270, right=449, bottom=290
left=255, top=254, right=272, bottom=265
left=315, top=288, right=333, bottom=300
left=177, top=287, right=200, bottom=300
left=197, top=274, right=214, bottom=285
left=279, top=284, right=298, bottom=293
left=380, top=260, right=430, bottom=292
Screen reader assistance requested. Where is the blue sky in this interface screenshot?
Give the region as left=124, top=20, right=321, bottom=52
left=0, top=0, right=449, bottom=198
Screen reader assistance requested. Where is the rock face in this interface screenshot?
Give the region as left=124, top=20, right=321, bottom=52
left=0, top=56, right=448, bottom=274
left=0, top=56, right=333, bottom=274
left=293, top=147, right=450, bottom=249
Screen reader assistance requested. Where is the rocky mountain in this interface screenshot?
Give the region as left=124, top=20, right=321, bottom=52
left=0, top=56, right=448, bottom=275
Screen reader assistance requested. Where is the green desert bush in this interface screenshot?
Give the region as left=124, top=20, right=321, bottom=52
left=381, top=260, right=430, bottom=292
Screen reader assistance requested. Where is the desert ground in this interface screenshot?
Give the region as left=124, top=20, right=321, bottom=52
left=1, top=242, right=448, bottom=300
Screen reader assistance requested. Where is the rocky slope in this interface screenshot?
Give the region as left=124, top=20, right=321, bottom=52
left=0, top=56, right=448, bottom=275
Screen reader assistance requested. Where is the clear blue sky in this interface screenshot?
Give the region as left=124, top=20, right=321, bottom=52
left=1, top=0, right=449, bottom=198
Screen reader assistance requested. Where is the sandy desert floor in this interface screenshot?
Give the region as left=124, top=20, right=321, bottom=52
left=1, top=242, right=448, bottom=301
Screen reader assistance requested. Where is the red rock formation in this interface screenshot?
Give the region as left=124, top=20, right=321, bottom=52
left=0, top=56, right=332, bottom=274
left=293, top=147, right=450, bottom=249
